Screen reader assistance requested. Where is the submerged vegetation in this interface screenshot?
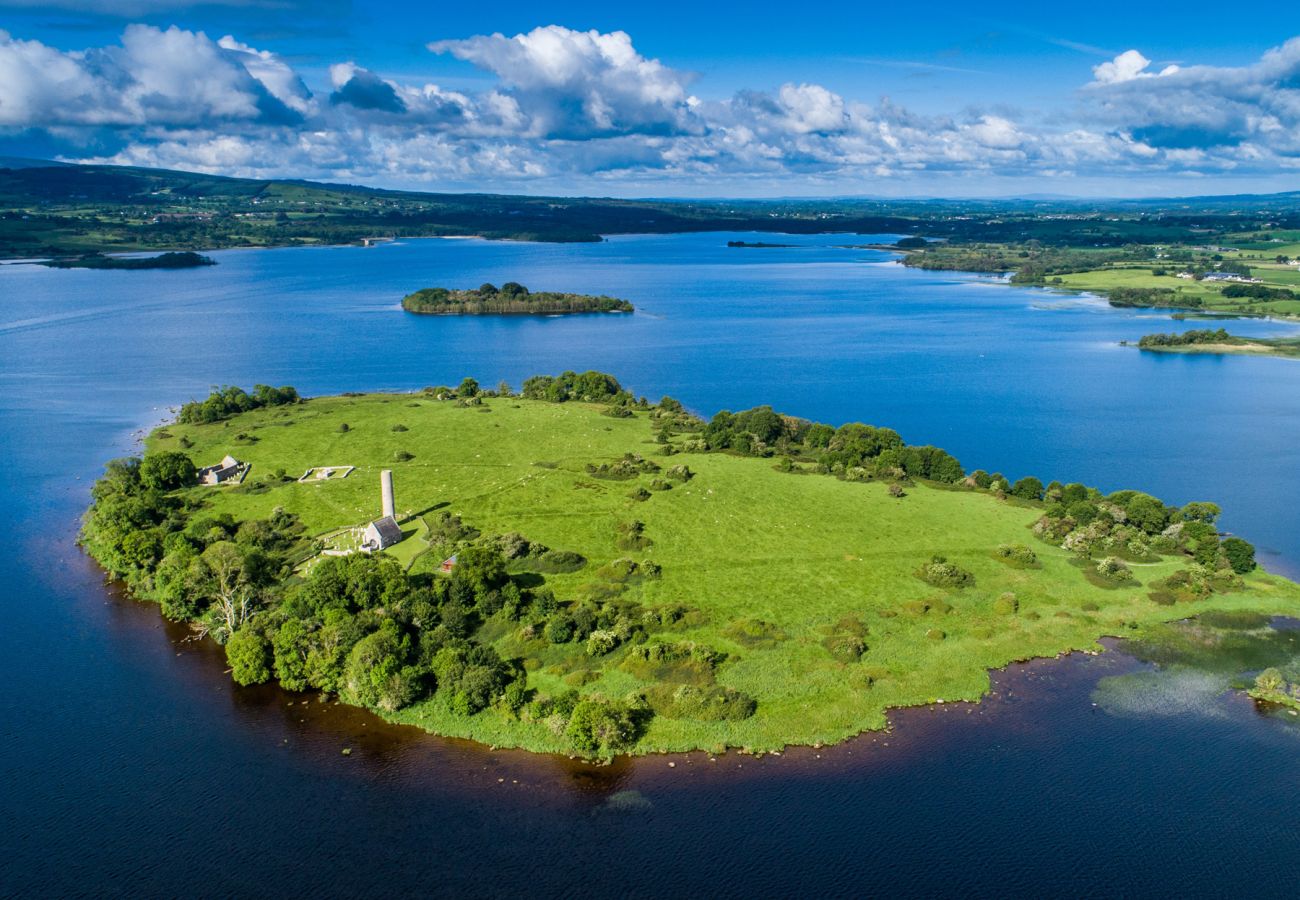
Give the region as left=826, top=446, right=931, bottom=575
left=401, top=282, right=633, bottom=316
left=80, top=373, right=1300, bottom=758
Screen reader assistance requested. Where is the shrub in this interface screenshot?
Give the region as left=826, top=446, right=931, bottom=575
left=1254, top=668, right=1286, bottom=694
left=393, top=450, right=414, bottom=462
left=993, top=593, right=1019, bottom=615
left=628, top=486, right=651, bottom=502
left=391, top=424, right=408, bottom=432
left=1010, top=476, right=1044, bottom=500
left=916, top=556, right=974, bottom=589
left=825, top=633, right=867, bottom=662
left=544, top=616, right=574, bottom=644
left=1222, top=537, right=1257, bottom=574
left=336, top=423, right=350, bottom=433
left=646, top=683, right=756, bottom=721
left=722, top=618, right=787, bottom=649
left=615, top=520, right=653, bottom=551
left=665, top=464, right=694, bottom=482
left=994, top=543, right=1038, bottom=568
left=926, top=628, right=946, bottom=641
left=586, top=629, right=621, bottom=656
left=1095, top=556, right=1132, bottom=583
left=565, top=697, right=640, bottom=757
left=888, top=483, right=905, bottom=498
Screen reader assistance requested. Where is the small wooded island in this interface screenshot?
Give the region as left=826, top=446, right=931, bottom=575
left=401, top=282, right=633, bottom=315
left=41, top=251, right=216, bottom=270
left=1132, top=328, right=1300, bottom=360
left=81, top=373, right=1300, bottom=759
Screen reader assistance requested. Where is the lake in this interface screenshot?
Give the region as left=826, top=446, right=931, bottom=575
left=3, top=233, right=1300, bottom=896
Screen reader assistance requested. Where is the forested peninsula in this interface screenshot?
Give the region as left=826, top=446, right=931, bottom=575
left=401, top=283, right=633, bottom=315
left=1133, top=328, right=1300, bottom=359
left=40, top=251, right=215, bottom=270
left=80, top=373, right=1300, bottom=759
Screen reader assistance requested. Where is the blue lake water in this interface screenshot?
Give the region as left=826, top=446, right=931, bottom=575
left=3, top=233, right=1300, bottom=896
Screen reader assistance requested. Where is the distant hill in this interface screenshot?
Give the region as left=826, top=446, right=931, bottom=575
left=0, top=156, right=71, bottom=170
left=2, top=159, right=1299, bottom=258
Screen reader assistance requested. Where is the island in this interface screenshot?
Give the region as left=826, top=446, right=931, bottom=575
left=726, top=240, right=795, bottom=248
left=80, top=372, right=1300, bottom=759
left=41, top=251, right=216, bottom=270
left=1132, top=328, right=1300, bottom=359
left=401, top=282, right=633, bottom=316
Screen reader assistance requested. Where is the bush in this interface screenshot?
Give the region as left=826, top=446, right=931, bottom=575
left=1095, top=556, right=1132, bottom=583
left=825, top=633, right=867, bottom=662
left=586, top=629, right=621, bottom=656
left=646, top=684, right=756, bottom=721
left=916, top=556, right=974, bottom=589
left=993, top=593, right=1019, bottom=615
left=1222, top=537, right=1257, bottom=574
left=615, top=520, right=653, bottom=551
left=1010, top=476, right=1044, bottom=500
left=565, top=697, right=640, bottom=757
left=994, top=543, right=1038, bottom=568
left=544, top=616, right=574, bottom=644
left=722, top=618, right=788, bottom=649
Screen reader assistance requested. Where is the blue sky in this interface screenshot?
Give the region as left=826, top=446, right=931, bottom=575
left=1, top=1, right=1297, bottom=197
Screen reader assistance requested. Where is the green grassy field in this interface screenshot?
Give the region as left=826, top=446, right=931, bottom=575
left=1052, top=265, right=1300, bottom=318
left=151, top=395, right=1300, bottom=753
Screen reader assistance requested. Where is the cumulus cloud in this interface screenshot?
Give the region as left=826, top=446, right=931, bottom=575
left=1092, top=50, right=1180, bottom=84
left=330, top=63, right=406, bottom=114
left=429, top=25, right=701, bottom=138
left=4, top=23, right=1300, bottom=192
left=1086, top=38, right=1300, bottom=153
left=0, top=25, right=308, bottom=127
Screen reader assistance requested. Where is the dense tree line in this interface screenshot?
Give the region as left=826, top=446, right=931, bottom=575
left=1221, top=283, right=1297, bottom=301
left=80, top=447, right=653, bottom=757
left=177, top=384, right=301, bottom=425
left=1106, top=287, right=1194, bottom=309
left=1138, top=328, right=1236, bottom=348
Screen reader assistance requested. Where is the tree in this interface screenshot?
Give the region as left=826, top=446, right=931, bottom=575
left=1010, top=476, right=1044, bottom=500
left=458, top=377, right=479, bottom=397
left=1180, top=501, right=1221, bottom=524
left=140, top=451, right=196, bottom=490
left=199, top=541, right=257, bottom=641
left=1222, top=537, right=1257, bottom=574
left=565, top=697, right=639, bottom=757
left=273, top=619, right=311, bottom=691
left=342, top=622, right=422, bottom=711
left=226, top=629, right=271, bottom=685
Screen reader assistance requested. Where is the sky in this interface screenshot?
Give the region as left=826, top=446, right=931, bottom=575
left=0, top=0, right=1298, bottom=198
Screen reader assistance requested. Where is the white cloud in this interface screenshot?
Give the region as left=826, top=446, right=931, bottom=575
left=5, top=24, right=1300, bottom=193
left=1092, top=50, right=1181, bottom=84
left=429, top=25, right=701, bottom=138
